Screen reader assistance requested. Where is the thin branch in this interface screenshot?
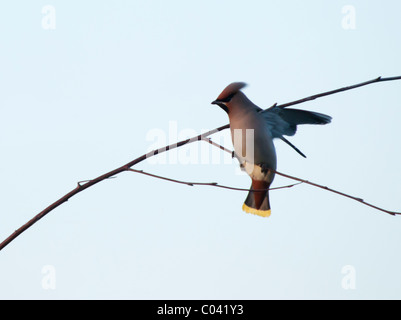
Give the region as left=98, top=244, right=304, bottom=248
left=203, top=139, right=401, bottom=216
left=275, top=76, right=401, bottom=109
left=78, top=176, right=117, bottom=186
left=201, top=137, right=234, bottom=157
left=272, top=170, right=401, bottom=216
left=0, top=125, right=228, bottom=251
left=127, top=168, right=303, bottom=192
left=1, top=76, right=400, bottom=251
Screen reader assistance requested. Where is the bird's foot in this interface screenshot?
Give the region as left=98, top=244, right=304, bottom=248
left=259, top=163, right=271, bottom=174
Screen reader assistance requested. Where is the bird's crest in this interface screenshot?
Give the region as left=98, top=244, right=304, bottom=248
left=216, top=82, right=247, bottom=101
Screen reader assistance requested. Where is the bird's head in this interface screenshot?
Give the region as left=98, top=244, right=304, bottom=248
left=211, top=82, right=247, bottom=113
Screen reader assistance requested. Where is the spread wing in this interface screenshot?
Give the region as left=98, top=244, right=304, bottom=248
left=261, top=105, right=332, bottom=158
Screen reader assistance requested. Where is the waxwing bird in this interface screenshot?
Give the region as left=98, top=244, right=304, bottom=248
left=212, top=82, right=332, bottom=217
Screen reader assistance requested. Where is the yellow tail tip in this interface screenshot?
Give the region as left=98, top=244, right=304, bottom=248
left=242, top=203, right=271, bottom=217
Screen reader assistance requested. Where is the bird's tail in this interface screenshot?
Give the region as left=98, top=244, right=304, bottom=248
left=242, top=179, right=271, bottom=217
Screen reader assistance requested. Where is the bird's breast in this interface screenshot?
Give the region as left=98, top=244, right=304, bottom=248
left=230, top=114, right=277, bottom=169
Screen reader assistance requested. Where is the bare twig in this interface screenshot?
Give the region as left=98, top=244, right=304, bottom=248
left=127, top=168, right=302, bottom=192
left=202, top=140, right=401, bottom=216
left=275, top=76, right=401, bottom=109
left=202, top=137, right=234, bottom=157
left=1, top=76, right=400, bottom=251
left=272, top=170, right=401, bottom=216
left=0, top=125, right=227, bottom=251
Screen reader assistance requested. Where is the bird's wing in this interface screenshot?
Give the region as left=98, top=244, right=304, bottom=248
left=261, top=105, right=332, bottom=157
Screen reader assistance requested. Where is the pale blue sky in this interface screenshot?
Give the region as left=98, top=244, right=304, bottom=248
left=1, top=0, right=401, bottom=299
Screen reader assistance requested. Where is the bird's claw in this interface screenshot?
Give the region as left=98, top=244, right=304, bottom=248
left=259, top=164, right=271, bottom=174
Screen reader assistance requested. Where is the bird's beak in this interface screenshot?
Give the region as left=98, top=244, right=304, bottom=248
left=211, top=100, right=229, bottom=113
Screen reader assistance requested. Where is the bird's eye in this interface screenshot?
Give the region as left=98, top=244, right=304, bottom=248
left=219, top=93, right=235, bottom=103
